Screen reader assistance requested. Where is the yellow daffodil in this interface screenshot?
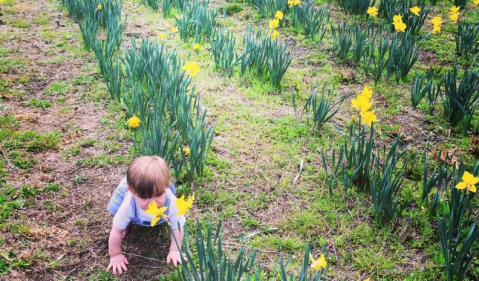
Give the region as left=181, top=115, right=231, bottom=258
left=176, top=193, right=195, bottom=215
left=172, top=26, right=178, bottom=32
left=127, top=116, right=141, bottom=128
left=455, top=171, right=479, bottom=193
left=474, top=0, right=479, bottom=5
left=294, top=0, right=301, bottom=6
left=0, top=0, right=5, bottom=3
left=271, top=30, right=280, bottom=39
left=275, top=11, right=284, bottom=20
left=450, top=12, right=459, bottom=22
left=158, top=33, right=166, bottom=39
left=351, top=95, right=373, bottom=112
left=410, top=6, right=420, bottom=16
left=450, top=6, right=460, bottom=22
left=432, top=16, right=443, bottom=34
left=182, top=61, right=200, bottom=77
left=360, top=110, right=377, bottom=126
left=193, top=43, right=200, bottom=51
left=146, top=202, right=168, bottom=226
left=183, top=146, right=190, bottom=156
left=364, top=278, right=371, bottom=281
left=165, top=23, right=171, bottom=29
left=367, top=7, right=378, bottom=17
left=392, top=15, right=407, bottom=32
left=310, top=253, right=327, bottom=270
left=269, top=18, right=279, bottom=29
left=393, top=21, right=407, bottom=32
left=96, top=4, right=102, bottom=11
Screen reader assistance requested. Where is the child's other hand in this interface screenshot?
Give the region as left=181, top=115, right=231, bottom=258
left=107, top=254, right=129, bottom=275
left=166, top=250, right=187, bottom=267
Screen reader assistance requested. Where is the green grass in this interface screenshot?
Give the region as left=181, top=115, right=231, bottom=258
left=27, top=98, right=52, bottom=109
left=34, top=15, right=50, bottom=25
left=44, top=81, right=70, bottom=95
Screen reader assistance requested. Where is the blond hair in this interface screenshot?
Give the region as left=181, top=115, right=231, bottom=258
left=127, top=156, right=170, bottom=199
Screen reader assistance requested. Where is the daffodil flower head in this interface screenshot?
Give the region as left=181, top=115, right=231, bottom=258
left=127, top=116, right=141, bottom=128
left=182, top=61, right=200, bottom=77
left=431, top=16, right=443, bottom=34
left=96, top=4, right=102, bottom=11
left=146, top=202, right=168, bottom=226
left=450, top=12, right=459, bottom=22
left=158, top=33, right=166, bottom=39
left=410, top=6, right=420, bottom=16
left=183, top=146, right=190, bottom=156
left=310, top=253, right=327, bottom=270
left=193, top=43, right=200, bottom=51
left=393, top=20, right=407, bottom=32
left=360, top=110, right=377, bottom=126
left=176, top=193, right=195, bottom=215
left=275, top=10, right=284, bottom=20
left=474, top=0, right=479, bottom=5
left=367, top=6, right=378, bottom=17
left=269, top=18, right=279, bottom=29
left=455, top=171, right=479, bottom=193
left=172, top=26, right=178, bottom=32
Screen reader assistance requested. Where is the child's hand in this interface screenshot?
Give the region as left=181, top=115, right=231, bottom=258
left=166, top=250, right=187, bottom=267
left=107, top=254, right=129, bottom=275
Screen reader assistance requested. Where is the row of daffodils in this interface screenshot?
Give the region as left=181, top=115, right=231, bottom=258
left=367, top=4, right=476, bottom=33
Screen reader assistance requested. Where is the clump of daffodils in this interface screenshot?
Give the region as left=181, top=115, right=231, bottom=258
left=367, top=6, right=378, bottom=17
left=393, top=14, right=407, bottom=32
left=287, top=0, right=301, bottom=8
left=351, top=85, right=377, bottom=127
left=431, top=16, right=443, bottom=34
left=450, top=6, right=460, bottom=22
left=269, top=10, right=284, bottom=39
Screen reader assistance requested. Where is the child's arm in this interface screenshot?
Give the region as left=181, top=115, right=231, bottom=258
left=166, top=227, right=186, bottom=267
left=107, top=226, right=129, bottom=274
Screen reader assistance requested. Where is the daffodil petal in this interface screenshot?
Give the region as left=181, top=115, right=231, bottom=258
left=456, top=182, right=467, bottom=189
left=151, top=216, right=161, bottom=226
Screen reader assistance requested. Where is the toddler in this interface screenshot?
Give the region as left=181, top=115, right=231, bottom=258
left=106, top=156, right=186, bottom=275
